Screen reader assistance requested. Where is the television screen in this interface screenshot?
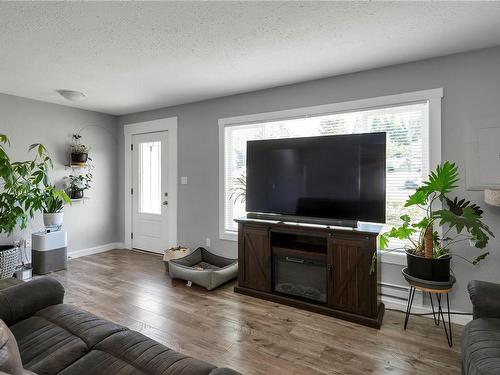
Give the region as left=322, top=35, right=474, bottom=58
left=246, top=132, right=386, bottom=224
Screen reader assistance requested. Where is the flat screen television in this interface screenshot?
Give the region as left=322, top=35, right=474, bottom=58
left=246, top=132, right=386, bottom=226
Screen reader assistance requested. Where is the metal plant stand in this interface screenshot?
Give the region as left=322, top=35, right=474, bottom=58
left=402, top=268, right=456, bottom=347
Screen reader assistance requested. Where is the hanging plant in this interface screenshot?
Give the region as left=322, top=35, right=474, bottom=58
left=68, top=162, right=93, bottom=200
left=70, top=133, right=90, bottom=164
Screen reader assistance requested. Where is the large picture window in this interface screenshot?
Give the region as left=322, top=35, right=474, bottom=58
left=219, top=90, right=442, bottom=250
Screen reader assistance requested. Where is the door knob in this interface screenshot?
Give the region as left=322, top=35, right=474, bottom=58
left=163, top=201, right=168, bottom=205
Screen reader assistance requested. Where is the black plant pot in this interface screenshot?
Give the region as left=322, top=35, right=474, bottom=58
left=406, top=251, right=451, bottom=282
left=70, top=190, right=84, bottom=199
left=71, top=152, right=88, bottom=164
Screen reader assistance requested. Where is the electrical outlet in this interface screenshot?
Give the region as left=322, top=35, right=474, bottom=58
left=24, top=239, right=31, bottom=248
left=206, top=237, right=211, bottom=247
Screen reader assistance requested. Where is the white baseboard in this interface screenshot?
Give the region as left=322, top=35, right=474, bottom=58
left=68, top=242, right=125, bottom=259
left=382, top=295, right=472, bottom=326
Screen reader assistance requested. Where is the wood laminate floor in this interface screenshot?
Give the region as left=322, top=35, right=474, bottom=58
left=51, top=249, right=462, bottom=375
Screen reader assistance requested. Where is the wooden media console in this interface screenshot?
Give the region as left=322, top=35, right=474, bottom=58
left=234, top=217, right=385, bottom=328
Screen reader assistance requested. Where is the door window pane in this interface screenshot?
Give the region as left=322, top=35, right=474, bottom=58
left=139, top=141, right=161, bottom=215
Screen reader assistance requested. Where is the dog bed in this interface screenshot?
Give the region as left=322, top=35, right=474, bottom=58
left=168, top=247, right=238, bottom=290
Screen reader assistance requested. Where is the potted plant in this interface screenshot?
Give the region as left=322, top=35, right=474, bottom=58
left=374, top=161, right=493, bottom=281
left=41, top=185, right=71, bottom=228
left=70, top=133, right=90, bottom=164
left=68, top=171, right=92, bottom=199
left=0, top=134, right=55, bottom=278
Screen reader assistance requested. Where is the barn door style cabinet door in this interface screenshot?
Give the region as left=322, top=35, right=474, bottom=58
left=327, top=235, right=376, bottom=317
left=237, top=223, right=271, bottom=292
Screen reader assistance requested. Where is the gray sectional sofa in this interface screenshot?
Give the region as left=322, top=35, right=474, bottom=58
left=0, top=277, right=239, bottom=375
left=462, top=280, right=500, bottom=375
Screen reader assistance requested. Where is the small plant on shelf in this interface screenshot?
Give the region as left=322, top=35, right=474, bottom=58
left=70, top=133, right=90, bottom=164
left=372, top=161, right=493, bottom=281
left=68, top=170, right=93, bottom=199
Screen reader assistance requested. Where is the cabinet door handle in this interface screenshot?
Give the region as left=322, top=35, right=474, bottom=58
left=327, top=264, right=333, bottom=280
left=285, top=256, right=305, bottom=264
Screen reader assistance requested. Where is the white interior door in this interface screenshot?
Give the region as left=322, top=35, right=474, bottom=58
left=132, top=131, right=169, bottom=253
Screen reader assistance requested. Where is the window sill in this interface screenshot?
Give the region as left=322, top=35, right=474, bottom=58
left=220, top=231, right=238, bottom=242
left=378, top=250, right=407, bottom=266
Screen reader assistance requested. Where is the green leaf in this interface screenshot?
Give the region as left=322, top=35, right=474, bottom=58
left=404, top=188, right=428, bottom=207
left=446, top=196, right=483, bottom=217
left=472, top=252, right=489, bottom=265
left=379, top=233, right=390, bottom=250
left=422, top=161, right=459, bottom=196
left=412, top=217, right=430, bottom=229
left=0, top=134, right=10, bottom=146
left=380, top=226, right=417, bottom=246
left=369, top=252, right=377, bottom=274
left=435, top=207, right=494, bottom=249
left=400, top=214, right=411, bottom=224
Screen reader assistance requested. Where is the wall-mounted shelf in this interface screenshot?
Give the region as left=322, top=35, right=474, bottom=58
left=65, top=163, right=88, bottom=170
left=70, top=197, right=90, bottom=203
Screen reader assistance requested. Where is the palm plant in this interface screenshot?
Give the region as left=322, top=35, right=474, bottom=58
left=372, top=161, right=493, bottom=276
left=229, top=173, right=246, bottom=204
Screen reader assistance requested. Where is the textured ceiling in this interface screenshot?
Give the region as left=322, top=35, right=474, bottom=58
left=1, top=2, right=500, bottom=115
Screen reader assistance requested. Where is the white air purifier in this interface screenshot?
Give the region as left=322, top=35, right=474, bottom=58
left=32, top=231, right=67, bottom=274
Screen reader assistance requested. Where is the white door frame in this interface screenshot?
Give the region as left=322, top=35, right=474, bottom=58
left=124, top=117, right=178, bottom=250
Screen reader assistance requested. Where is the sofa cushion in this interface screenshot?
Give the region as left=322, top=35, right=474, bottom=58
left=462, top=318, right=500, bottom=375
left=58, top=350, right=149, bottom=375
left=60, top=329, right=217, bottom=375
left=10, top=304, right=127, bottom=375
left=9, top=316, right=87, bottom=375
left=35, top=304, right=127, bottom=348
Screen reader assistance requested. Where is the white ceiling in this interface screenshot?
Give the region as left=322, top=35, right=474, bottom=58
left=1, top=2, right=500, bottom=116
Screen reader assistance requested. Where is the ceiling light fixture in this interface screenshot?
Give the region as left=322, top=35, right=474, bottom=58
left=56, top=89, right=86, bottom=102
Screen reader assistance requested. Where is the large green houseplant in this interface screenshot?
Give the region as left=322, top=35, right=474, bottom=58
left=375, top=161, right=493, bottom=281
left=0, top=133, right=68, bottom=240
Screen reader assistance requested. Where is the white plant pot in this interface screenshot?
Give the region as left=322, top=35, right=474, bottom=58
left=43, top=212, right=64, bottom=228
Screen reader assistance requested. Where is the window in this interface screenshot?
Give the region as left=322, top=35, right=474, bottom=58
left=139, top=141, right=162, bottom=215
left=219, top=89, right=442, bottom=248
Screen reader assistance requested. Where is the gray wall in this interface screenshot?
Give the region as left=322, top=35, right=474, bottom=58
left=119, top=46, right=500, bottom=312
left=0, top=93, right=120, bottom=253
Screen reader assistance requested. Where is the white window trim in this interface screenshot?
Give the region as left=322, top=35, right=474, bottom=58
left=218, top=88, right=443, bottom=263
left=124, top=117, right=178, bottom=250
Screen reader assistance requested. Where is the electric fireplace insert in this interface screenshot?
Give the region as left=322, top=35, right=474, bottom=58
left=273, top=248, right=327, bottom=303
